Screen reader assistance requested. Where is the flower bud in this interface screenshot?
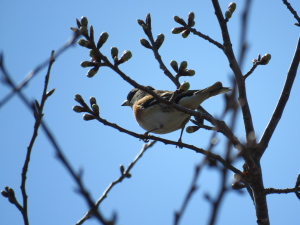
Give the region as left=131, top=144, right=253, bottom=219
left=137, top=19, right=146, bottom=26
left=155, top=33, right=165, bottom=49
left=186, top=69, right=195, bottom=76
left=140, top=38, right=152, bottom=49
left=180, top=81, right=190, bottom=91
left=8, top=188, right=15, bottom=196
left=186, top=126, right=197, bottom=133
left=234, top=173, right=242, bottom=181
left=92, top=104, right=99, bottom=113
left=260, top=53, right=271, bottom=65
left=70, top=27, right=78, bottom=32
left=181, top=30, right=190, bottom=38
left=118, top=50, right=132, bottom=64
left=232, top=181, right=245, bottom=190
left=1, top=190, right=9, bottom=198
left=75, top=94, right=83, bottom=102
left=81, top=16, right=88, bottom=26
left=89, top=25, right=94, bottom=39
left=171, top=27, right=186, bottom=34
left=120, top=164, right=125, bottom=174
left=228, top=2, right=236, bottom=13
left=90, top=97, right=97, bottom=105
left=73, top=105, right=84, bottom=113
left=97, top=32, right=109, bottom=49
left=86, top=67, right=99, bottom=78
left=146, top=13, right=151, bottom=27
left=89, top=49, right=97, bottom=59
left=174, top=16, right=186, bottom=26
left=79, top=26, right=88, bottom=36
left=125, top=173, right=132, bottom=178
left=46, top=88, right=55, bottom=97
left=80, top=61, right=94, bottom=68
left=83, top=114, right=95, bottom=121
left=179, top=61, right=188, bottom=70
left=170, top=60, right=178, bottom=72
left=188, top=12, right=195, bottom=23
left=76, top=18, right=81, bottom=28
left=111, top=47, right=118, bottom=59
left=78, top=39, right=89, bottom=47
left=189, top=21, right=195, bottom=27
left=225, top=11, right=232, bottom=19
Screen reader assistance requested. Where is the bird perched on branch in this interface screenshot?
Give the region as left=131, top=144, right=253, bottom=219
left=121, top=81, right=231, bottom=143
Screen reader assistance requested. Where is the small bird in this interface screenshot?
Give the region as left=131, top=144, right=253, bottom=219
left=121, top=81, right=231, bottom=143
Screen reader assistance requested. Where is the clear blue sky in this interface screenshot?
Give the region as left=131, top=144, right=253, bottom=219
left=1, top=0, right=300, bottom=225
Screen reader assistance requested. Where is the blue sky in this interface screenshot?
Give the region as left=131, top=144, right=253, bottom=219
left=1, top=0, right=300, bottom=225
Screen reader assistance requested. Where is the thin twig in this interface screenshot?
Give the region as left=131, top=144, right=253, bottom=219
left=0, top=31, right=80, bottom=108
left=263, top=187, right=300, bottom=195
left=76, top=141, right=156, bottom=225
left=282, top=0, right=300, bottom=24
left=0, top=50, right=111, bottom=225
left=243, top=63, right=258, bottom=79
left=258, top=36, right=300, bottom=156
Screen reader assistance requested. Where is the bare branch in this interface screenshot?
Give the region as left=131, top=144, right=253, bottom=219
left=0, top=31, right=80, bottom=108
left=76, top=141, right=156, bottom=225
left=263, top=187, right=300, bottom=195
left=211, top=0, right=255, bottom=145
left=258, top=36, right=300, bottom=156
left=282, top=0, right=300, bottom=24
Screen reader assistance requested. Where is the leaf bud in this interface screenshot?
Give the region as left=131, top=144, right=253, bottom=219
left=232, top=181, right=245, bottom=190
left=97, top=32, right=109, bottom=49
left=70, top=27, right=78, bottom=32
left=78, top=39, right=89, bottom=47
left=92, top=104, right=99, bottom=113
left=80, top=61, right=94, bottom=68
left=83, top=114, right=95, bottom=121
left=72, top=105, right=84, bottom=113
left=188, top=12, right=195, bottom=23
left=125, top=173, right=132, bottom=178
left=90, top=97, right=97, bottom=105
left=89, top=49, right=97, bottom=59
left=181, top=30, right=190, bottom=38
left=118, top=50, right=132, bottom=64
left=146, top=13, right=151, bottom=27
left=81, top=16, right=88, bottom=26
left=1, top=190, right=9, bottom=198
left=140, top=38, right=152, bottom=49
left=179, top=61, right=188, bottom=70
left=170, top=60, right=178, bottom=72
left=180, top=81, right=190, bottom=91
left=228, top=2, right=236, bottom=13
left=155, top=33, right=165, bottom=49
left=46, top=88, right=55, bottom=97
left=186, top=126, right=197, bottom=133
left=225, top=11, right=232, bottom=19
left=137, top=19, right=146, bottom=26
left=76, top=18, right=81, bottom=28
left=174, top=16, right=186, bottom=26
left=79, top=26, right=88, bottom=36
left=75, top=94, right=83, bottom=102
left=111, top=47, right=118, bottom=59
left=120, top=165, right=125, bottom=174
left=260, top=53, right=271, bottom=65
left=86, top=67, right=99, bottom=78
left=171, top=27, right=186, bottom=34
left=186, top=69, right=195, bottom=76
left=189, top=21, right=195, bottom=27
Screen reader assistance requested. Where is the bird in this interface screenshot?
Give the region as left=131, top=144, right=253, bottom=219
left=121, top=81, right=231, bottom=144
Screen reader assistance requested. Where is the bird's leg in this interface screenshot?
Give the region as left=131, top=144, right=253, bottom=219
left=140, top=125, right=163, bottom=143
left=176, top=118, right=189, bottom=148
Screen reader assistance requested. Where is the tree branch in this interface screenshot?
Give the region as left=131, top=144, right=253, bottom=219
left=76, top=141, right=156, bottom=225
left=258, top=36, right=300, bottom=156
left=263, top=187, right=300, bottom=195
left=282, top=0, right=300, bottom=24
left=211, top=0, right=255, bottom=145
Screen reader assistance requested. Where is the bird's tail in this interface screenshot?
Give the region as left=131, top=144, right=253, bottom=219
left=197, top=81, right=231, bottom=98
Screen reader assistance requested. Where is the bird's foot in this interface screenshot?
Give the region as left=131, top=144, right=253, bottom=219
left=176, top=138, right=183, bottom=149
left=140, top=132, right=150, bottom=143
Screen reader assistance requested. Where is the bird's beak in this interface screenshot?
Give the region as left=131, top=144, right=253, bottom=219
left=121, top=100, right=130, bottom=106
